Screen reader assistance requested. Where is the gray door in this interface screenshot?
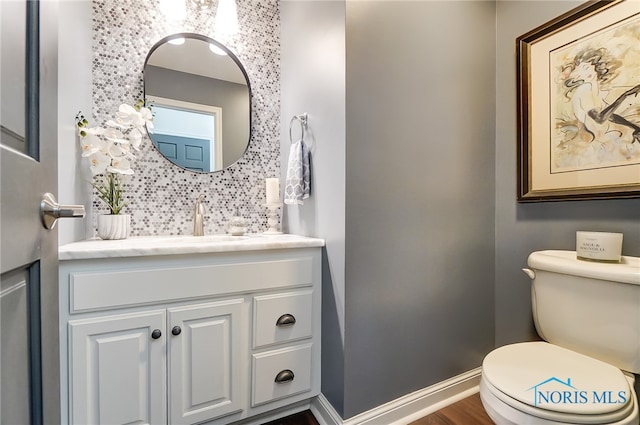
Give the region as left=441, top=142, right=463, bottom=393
left=1, top=1, right=64, bottom=424
left=153, top=133, right=211, bottom=172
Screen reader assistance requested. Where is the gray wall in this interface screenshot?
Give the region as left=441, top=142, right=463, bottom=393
left=144, top=65, right=249, bottom=167
left=343, top=1, right=496, bottom=417
left=280, top=0, right=347, bottom=414
left=58, top=0, right=93, bottom=245
left=284, top=1, right=497, bottom=419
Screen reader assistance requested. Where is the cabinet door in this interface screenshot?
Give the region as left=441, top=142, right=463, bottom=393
left=69, top=310, right=166, bottom=425
left=168, top=299, right=245, bottom=425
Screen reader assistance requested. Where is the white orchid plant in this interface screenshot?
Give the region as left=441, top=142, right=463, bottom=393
left=76, top=100, right=153, bottom=215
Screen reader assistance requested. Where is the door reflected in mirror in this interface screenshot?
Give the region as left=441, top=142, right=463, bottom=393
left=144, top=34, right=251, bottom=173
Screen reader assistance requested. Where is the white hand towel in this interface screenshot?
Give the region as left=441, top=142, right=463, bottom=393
left=284, top=139, right=310, bottom=205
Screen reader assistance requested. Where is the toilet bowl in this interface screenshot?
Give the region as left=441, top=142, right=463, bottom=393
left=480, top=342, right=638, bottom=425
left=479, top=251, right=640, bottom=425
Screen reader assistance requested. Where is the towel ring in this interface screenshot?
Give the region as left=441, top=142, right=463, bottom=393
left=289, top=113, right=308, bottom=144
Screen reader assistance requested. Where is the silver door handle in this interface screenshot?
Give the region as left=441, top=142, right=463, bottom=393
left=40, top=192, right=85, bottom=230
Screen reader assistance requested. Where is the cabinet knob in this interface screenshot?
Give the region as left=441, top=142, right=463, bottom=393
left=171, top=326, right=182, bottom=336
left=276, top=314, right=296, bottom=327
left=274, top=369, right=295, bottom=384
left=151, top=329, right=162, bottom=339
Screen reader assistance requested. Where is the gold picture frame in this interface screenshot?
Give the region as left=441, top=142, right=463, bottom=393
left=517, top=0, right=640, bottom=202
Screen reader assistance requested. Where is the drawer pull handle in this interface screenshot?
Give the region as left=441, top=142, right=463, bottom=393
left=151, top=329, right=162, bottom=339
left=274, top=369, right=295, bottom=384
left=171, top=326, right=182, bottom=336
left=276, top=314, right=296, bottom=327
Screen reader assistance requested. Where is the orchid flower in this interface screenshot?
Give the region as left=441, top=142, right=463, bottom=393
left=80, top=133, right=105, bottom=157
left=75, top=102, right=152, bottom=215
left=108, top=157, right=134, bottom=175
left=128, top=128, right=143, bottom=150
left=103, top=127, right=130, bottom=145
left=107, top=142, right=135, bottom=160
left=138, top=106, right=154, bottom=132
left=87, top=151, right=111, bottom=175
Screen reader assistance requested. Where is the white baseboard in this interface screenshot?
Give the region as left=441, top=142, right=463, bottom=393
left=311, top=367, right=482, bottom=425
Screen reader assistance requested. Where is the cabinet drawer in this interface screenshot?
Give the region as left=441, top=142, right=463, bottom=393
left=251, top=343, right=312, bottom=406
left=253, top=290, right=313, bottom=348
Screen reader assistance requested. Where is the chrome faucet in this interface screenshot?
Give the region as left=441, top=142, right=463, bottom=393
left=193, top=194, right=206, bottom=236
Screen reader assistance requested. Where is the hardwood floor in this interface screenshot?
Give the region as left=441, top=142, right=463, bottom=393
left=409, top=393, right=494, bottom=425
left=263, top=393, right=494, bottom=425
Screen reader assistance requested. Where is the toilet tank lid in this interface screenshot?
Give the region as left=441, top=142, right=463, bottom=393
left=482, top=342, right=632, bottom=415
left=528, top=250, right=640, bottom=285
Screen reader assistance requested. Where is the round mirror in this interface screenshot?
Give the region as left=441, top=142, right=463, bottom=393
left=143, top=33, right=251, bottom=173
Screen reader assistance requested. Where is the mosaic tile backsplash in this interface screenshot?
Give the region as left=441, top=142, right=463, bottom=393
left=91, top=0, right=280, bottom=236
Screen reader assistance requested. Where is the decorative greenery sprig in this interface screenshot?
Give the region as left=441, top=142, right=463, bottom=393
left=94, top=172, right=127, bottom=215
left=76, top=101, right=153, bottom=214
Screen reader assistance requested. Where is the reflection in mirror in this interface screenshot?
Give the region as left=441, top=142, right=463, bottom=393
left=144, top=33, right=251, bottom=173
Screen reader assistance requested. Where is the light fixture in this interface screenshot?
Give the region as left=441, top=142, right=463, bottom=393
left=189, top=0, right=214, bottom=11
left=159, top=0, right=187, bottom=22
left=215, top=0, right=238, bottom=35
left=159, top=0, right=239, bottom=36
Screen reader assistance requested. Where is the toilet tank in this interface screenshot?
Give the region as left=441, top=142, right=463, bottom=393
left=525, top=250, right=640, bottom=374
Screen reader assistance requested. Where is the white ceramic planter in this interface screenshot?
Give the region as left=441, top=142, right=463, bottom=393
left=97, top=214, right=130, bottom=240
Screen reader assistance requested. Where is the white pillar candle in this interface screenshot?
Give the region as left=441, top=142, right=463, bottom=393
left=265, top=178, right=280, bottom=204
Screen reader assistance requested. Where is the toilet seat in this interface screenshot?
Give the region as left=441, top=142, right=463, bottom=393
left=480, top=342, right=638, bottom=425
left=481, top=373, right=637, bottom=424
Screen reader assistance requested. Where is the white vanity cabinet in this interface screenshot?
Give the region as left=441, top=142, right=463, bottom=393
left=58, top=237, right=322, bottom=425
left=68, top=299, right=244, bottom=425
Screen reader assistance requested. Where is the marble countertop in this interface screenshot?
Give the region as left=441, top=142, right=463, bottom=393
left=59, top=234, right=325, bottom=260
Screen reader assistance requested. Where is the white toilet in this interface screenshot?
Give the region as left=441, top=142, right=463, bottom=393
left=480, top=250, right=640, bottom=425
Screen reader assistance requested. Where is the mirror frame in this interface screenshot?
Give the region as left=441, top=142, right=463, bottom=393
left=143, top=33, right=253, bottom=173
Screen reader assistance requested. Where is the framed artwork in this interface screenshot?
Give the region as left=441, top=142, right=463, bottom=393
left=517, top=0, right=640, bottom=201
